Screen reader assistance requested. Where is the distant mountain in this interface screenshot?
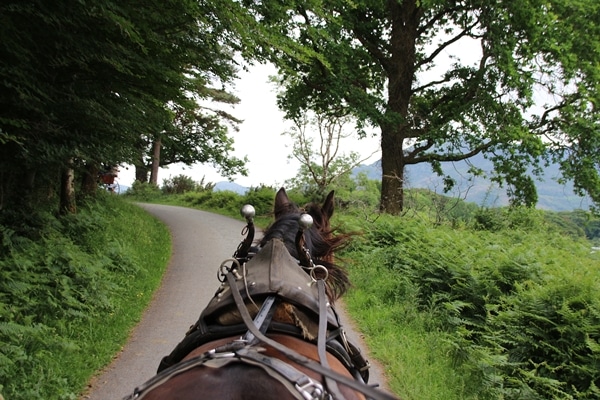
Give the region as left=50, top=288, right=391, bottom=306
left=213, top=155, right=590, bottom=211
left=353, top=155, right=591, bottom=211
left=214, top=181, right=248, bottom=194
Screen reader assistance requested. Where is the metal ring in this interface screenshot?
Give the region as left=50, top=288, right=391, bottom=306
left=218, top=258, right=241, bottom=282
left=309, top=265, right=329, bottom=282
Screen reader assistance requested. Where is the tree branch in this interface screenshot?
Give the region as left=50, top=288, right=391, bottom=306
left=409, top=141, right=495, bottom=165
left=417, top=19, right=480, bottom=69
left=417, top=5, right=463, bottom=36
left=352, top=15, right=390, bottom=71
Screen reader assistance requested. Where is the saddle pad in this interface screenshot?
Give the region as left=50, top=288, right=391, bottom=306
left=200, top=239, right=338, bottom=327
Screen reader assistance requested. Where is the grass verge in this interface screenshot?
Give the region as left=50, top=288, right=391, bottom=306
left=0, top=195, right=170, bottom=400
left=72, top=197, right=171, bottom=397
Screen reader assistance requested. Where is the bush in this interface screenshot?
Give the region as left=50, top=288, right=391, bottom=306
left=161, top=174, right=197, bottom=194
left=487, top=281, right=600, bottom=399
left=203, top=190, right=242, bottom=210
left=242, top=186, right=278, bottom=217
left=123, top=181, right=161, bottom=201
left=474, top=206, right=546, bottom=232
left=161, top=174, right=215, bottom=195
left=180, top=191, right=213, bottom=206
left=343, top=214, right=599, bottom=399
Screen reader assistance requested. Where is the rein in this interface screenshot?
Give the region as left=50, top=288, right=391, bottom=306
left=124, top=195, right=398, bottom=400
left=223, top=269, right=396, bottom=400
left=126, top=235, right=395, bottom=400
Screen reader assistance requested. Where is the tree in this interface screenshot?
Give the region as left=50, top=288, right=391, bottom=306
left=134, top=90, right=247, bottom=184
left=247, top=0, right=600, bottom=214
left=0, top=0, right=258, bottom=213
left=284, top=112, right=371, bottom=198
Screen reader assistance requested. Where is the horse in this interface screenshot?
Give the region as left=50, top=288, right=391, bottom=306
left=124, top=188, right=398, bottom=400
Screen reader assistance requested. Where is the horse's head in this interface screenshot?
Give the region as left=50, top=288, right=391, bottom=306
left=260, top=188, right=351, bottom=302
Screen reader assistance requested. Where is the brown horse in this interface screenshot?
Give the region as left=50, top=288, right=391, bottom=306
left=124, top=188, right=398, bottom=400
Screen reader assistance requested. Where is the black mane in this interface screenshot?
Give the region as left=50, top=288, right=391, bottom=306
left=258, top=193, right=352, bottom=302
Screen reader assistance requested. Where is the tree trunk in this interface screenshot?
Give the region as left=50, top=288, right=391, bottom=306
left=135, top=165, right=149, bottom=182
left=81, top=163, right=99, bottom=196
left=378, top=0, right=421, bottom=214
left=149, top=137, right=161, bottom=185
left=59, top=159, right=76, bottom=215
left=380, top=126, right=405, bottom=214
left=134, top=151, right=150, bottom=183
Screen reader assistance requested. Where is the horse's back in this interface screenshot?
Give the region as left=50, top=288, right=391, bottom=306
left=141, top=334, right=365, bottom=399
left=142, top=363, right=293, bottom=399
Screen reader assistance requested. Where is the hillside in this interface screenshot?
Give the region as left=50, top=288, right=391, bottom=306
left=214, top=154, right=591, bottom=212
left=352, top=155, right=591, bottom=212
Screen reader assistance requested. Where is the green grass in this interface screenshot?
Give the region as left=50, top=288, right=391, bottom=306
left=344, top=247, right=476, bottom=400
left=68, top=197, right=171, bottom=396
left=342, top=215, right=600, bottom=400
left=0, top=195, right=170, bottom=399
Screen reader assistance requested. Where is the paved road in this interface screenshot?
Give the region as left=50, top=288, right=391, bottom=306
left=82, top=204, right=390, bottom=399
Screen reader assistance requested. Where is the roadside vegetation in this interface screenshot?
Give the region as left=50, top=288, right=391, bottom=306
left=1, top=176, right=598, bottom=399
left=3, top=2, right=599, bottom=399
left=124, top=176, right=600, bottom=400
left=0, top=194, right=170, bottom=400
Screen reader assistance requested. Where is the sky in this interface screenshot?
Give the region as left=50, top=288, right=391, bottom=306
left=117, top=63, right=382, bottom=189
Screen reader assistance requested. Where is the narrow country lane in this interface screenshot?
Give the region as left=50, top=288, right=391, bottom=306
left=82, top=203, right=390, bottom=399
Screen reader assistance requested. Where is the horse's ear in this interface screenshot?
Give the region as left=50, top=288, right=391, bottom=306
left=322, top=190, right=335, bottom=219
left=274, top=187, right=291, bottom=217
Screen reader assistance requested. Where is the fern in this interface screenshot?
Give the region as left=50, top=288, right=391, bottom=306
left=345, top=213, right=600, bottom=399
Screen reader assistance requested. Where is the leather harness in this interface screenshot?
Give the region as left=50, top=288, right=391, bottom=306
left=123, top=213, right=396, bottom=400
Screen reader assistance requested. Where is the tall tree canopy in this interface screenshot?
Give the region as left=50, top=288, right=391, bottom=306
left=247, top=0, right=600, bottom=214
left=0, top=0, right=256, bottom=212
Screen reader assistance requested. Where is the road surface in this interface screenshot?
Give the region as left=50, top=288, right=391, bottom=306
left=82, top=203, right=390, bottom=399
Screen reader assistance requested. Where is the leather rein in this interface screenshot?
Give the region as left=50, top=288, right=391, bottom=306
left=126, top=267, right=396, bottom=400
left=124, top=208, right=397, bottom=400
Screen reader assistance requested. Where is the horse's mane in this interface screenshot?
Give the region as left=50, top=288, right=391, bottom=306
left=259, top=194, right=353, bottom=302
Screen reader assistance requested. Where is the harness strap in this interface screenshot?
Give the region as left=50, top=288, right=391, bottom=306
left=225, top=272, right=397, bottom=400
left=124, top=346, right=326, bottom=400
left=316, top=279, right=344, bottom=400
left=243, top=295, right=277, bottom=345
left=124, top=351, right=214, bottom=399
left=236, top=347, right=327, bottom=400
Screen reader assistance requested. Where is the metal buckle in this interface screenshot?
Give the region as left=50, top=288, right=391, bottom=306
left=295, top=376, right=329, bottom=400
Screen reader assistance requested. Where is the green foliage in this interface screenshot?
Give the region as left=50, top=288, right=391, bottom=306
left=179, top=190, right=214, bottom=207
left=0, top=0, right=257, bottom=213
left=242, top=186, right=279, bottom=217
left=326, top=172, right=381, bottom=214
left=162, top=174, right=198, bottom=194
left=202, top=191, right=241, bottom=210
left=483, top=281, right=600, bottom=399
left=0, top=196, right=170, bottom=399
left=250, top=0, right=600, bottom=213
left=161, top=174, right=215, bottom=195
left=474, top=206, right=547, bottom=232
left=124, top=181, right=162, bottom=201
left=551, top=210, right=600, bottom=241
left=173, top=185, right=309, bottom=220
left=344, top=212, right=600, bottom=399
left=177, top=190, right=247, bottom=219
